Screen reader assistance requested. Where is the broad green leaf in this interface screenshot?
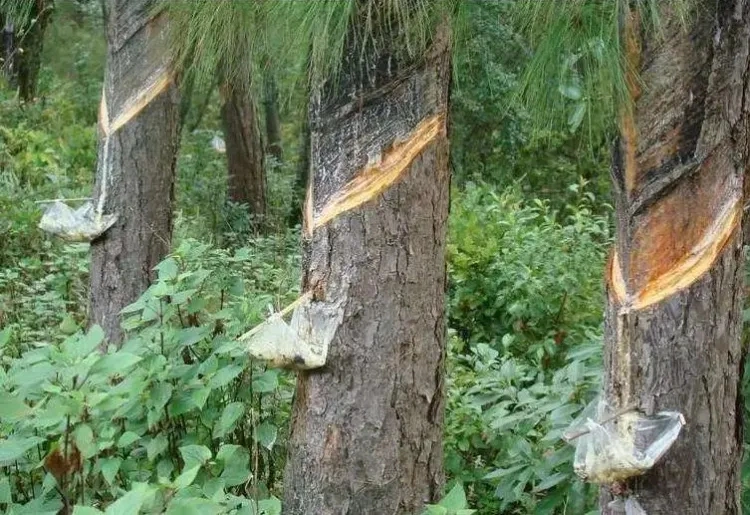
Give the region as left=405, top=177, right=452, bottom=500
left=534, top=472, right=568, bottom=492
left=179, top=445, right=212, bottom=470
left=0, top=476, right=11, bottom=503
left=252, top=370, right=278, bottom=393
left=255, top=421, right=277, bottom=450
left=0, top=436, right=44, bottom=463
left=568, top=102, right=586, bottom=133
left=146, top=434, right=168, bottom=461
left=104, top=483, right=154, bottom=515
left=155, top=257, right=179, bottom=281
left=90, top=352, right=142, bottom=376
left=439, top=483, right=469, bottom=510
left=258, top=497, right=282, bottom=515
left=63, top=325, right=104, bottom=359
left=99, top=457, right=122, bottom=485
left=217, top=444, right=250, bottom=487
left=0, top=326, right=11, bottom=348
left=149, top=382, right=173, bottom=412
left=208, top=364, right=244, bottom=389
left=73, top=424, right=96, bottom=459
left=558, top=83, right=582, bottom=100
left=117, top=431, right=140, bottom=448
left=165, top=498, right=223, bottom=515
left=73, top=507, right=105, bottom=515
left=0, top=393, right=30, bottom=422
left=177, top=326, right=210, bottom=347
left=213, top=402, right=244, bottom=438
left=173, top=465, right=201, bottom=490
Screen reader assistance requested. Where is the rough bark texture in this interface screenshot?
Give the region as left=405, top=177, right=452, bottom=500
left=1, top=15, right=15, bottom=83
left=89, top=0, right=180, bottom=345
left=601, top=3, right=749, bottom=513
left=282, top=7, right=452, bottom=514
left=263, top=72, right=283, bottom=162
left=221, top=82, right=267, bottom=226
left=16, top=0, right=52, bottom=102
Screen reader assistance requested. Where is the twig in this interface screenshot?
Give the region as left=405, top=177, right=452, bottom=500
left=239, top=291, right=313, bottom=341
left=563, top=404, right=638, bottom=442
left=35, top=197, right=92, bottom=204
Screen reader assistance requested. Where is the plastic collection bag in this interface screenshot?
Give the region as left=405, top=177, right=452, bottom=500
left=242, top=294, right=343, bottom=370
left=38, top=201, right=118, bottom=242
left=563, top=397, right=685, bottom=484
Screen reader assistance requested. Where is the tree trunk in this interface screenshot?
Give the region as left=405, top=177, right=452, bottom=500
left=282, top=9, right=452, bottom=515
left=600, top=3, right=749, bottom=513
left=286, top=104, right=309, bottom=228
left=16, top=0, right=53, bottom=102
left=89, top=0, right=180, bottom=345
left=220, top=82, right=266, bottom=228
left=263, top=72, right=283, bottom=162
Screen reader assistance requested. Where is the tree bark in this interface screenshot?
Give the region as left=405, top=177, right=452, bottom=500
left=220, top=82, right=267, bottom=229
left=263, top=71, right=283, bottom=162
left=600, top=3, right=749, bottom=513
left=282, top=7, right=452, bottom=515
left=16, top=0, right=53, bottom=102
left=1, top=15, right=15, bottom=84
left=89, top=0, right=180, bottom=345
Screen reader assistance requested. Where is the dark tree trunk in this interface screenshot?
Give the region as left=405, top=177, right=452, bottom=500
left=89, top=0, right=181, bottom=345
left=263, top=72, right=283, bottom=162
left=220, top=82, right=266, bottom=228
left=16, top=0, right=53, bottom=102
left=1, top=15, right=15, bottom=84
left=600, top=3, right=749, bottom=513
left=282, top=8, right=452, bottom=515
left=286, top=105, right=309, bottom=228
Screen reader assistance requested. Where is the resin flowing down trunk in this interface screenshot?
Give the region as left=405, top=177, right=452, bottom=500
left=89, top=0, right=180, bottom=345
left=600, top=3, right=749, bottom=513
left=282, top=7, right=452, bottom=515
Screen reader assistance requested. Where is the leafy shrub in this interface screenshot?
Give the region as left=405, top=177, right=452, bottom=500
left=444, top=182, right=609, bottom=514
left=448, top=182, right=609, bottom=368
left=0, top=235, right=300, bottom=513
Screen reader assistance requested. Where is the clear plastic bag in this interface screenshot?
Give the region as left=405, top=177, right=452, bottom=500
left=242, top=294, right=344, bottom=370
left=38, top=201, right=118, bottom=242
left=563, top=397, right=685, bottom=484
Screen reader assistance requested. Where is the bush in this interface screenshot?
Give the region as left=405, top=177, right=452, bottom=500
left=444, top=182, right=609, bottom=514
left=0, top=235, right=300, bottom=513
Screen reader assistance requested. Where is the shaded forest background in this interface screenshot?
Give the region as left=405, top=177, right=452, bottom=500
left=1, top=1, right=748, bottom=514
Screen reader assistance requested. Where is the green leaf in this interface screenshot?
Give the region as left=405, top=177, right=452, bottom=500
left=173, top=465, right=201, bottom=490
left=150, top=382, right=173, bottom=412
left=208, top=364, right=244, bottom=389
left=258, top=497, right=282, bottom=515
left=165, top=498, right=224, bottom=515
left=90, top=352, right=142, bottom=377
left=179, top=445, right=212, bottom=470
left=213, top=402, right=245, bottom=438
left=63, top=325, right=104, bottom=359
left=117, top=431, right=140, bottom=448
left=73, top=424, right=96, bottom=459
left=217, top=444, right=250, bottom=487
left=99, top=457, right=122, bottom=485
left=155, top=257, right=179, bottom=281
left=73, top=507, right=105, bottom=515
left=439, top=483, right=469, bottom=510
left=59, top=314, right=79, bottom=335
left=0, top=436, right=44, bottom=463
left=534, top=472, right=568, bottom=492
left=104, top=483, right=154, bottom=515
left=0, top=393, right=30, bottom=422
left=146, top=434, right=168, bottom=461
left=252, top=370, right=278, bottom=393
left=0, top=475, right=11, bottom=503
left=255, top=421, right=277, bottom=450
left=0, top=326, right=11, bottom=348
left=177, top=326, right=210, bottom=347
